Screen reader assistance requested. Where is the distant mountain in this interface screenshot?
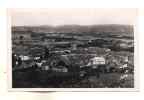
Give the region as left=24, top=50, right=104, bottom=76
left=12, top=24, right=134, bottom=36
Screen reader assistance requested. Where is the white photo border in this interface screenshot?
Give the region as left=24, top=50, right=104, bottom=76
left=7, top=8, right=139, bottom=92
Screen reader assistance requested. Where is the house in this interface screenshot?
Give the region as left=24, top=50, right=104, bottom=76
left=87, top=56, right=106, bottom=66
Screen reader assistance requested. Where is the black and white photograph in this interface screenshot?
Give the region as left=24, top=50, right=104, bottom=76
left=10, top=8, right=137, bottom=90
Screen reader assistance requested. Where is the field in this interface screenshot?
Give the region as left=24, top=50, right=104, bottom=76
left=12, top=70, right=134, bottom=88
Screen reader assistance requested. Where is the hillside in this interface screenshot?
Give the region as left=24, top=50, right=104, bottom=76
left=12, top=24, right=134, bottom=36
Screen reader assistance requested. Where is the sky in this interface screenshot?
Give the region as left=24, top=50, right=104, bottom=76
left=10, top=8, right=137, bottom=26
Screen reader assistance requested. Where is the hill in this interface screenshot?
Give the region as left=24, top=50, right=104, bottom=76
left=12, top=24, right=134, bottom=37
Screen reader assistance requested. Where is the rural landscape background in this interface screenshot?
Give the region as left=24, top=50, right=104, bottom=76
left=12, top=24, right=134, bottom=88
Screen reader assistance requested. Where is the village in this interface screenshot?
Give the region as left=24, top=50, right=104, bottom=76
left=12, top=25, right=134, bottom=88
